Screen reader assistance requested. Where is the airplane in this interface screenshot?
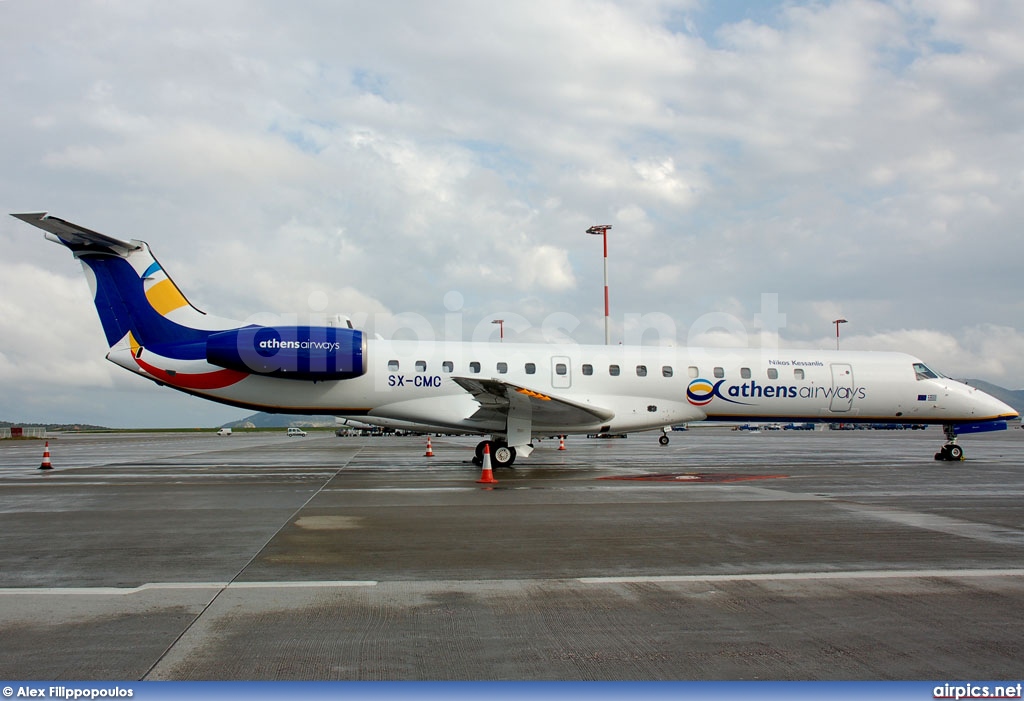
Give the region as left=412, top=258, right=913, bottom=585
left=12, top=212, right=1019, bottom=467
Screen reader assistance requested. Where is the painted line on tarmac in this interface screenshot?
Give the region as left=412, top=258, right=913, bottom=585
left=228, top=580, right=378, bottom=588
left=831, top=501, right=1024, bottom=546
left=0, top=580, right=378, bottom=595
left=6, top=569, right=1023, bottom=594
left=578, top=568, right=1024, bottom=584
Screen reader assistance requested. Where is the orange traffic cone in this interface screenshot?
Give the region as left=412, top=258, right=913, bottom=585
left=558, top=435, right=566, bottom=451
left=476, top=443, right=498, bottom=484
left=39, top=441, right=53, bottom=470
left=424, top=436, right=434, bottom=457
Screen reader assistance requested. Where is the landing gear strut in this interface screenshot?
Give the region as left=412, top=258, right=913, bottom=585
left=934, top=424, right=965, bottom=461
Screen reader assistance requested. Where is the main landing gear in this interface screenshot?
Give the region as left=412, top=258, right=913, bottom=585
left=474, top=440, right=517, bottom=468
left=935, top=424, right=965, bottom=461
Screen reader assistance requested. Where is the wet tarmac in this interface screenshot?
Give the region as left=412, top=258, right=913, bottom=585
left=0, top=426, right=1022, bottom=680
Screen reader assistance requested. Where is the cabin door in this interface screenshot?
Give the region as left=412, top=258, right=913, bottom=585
left=829, top=363, right=855, bottom=412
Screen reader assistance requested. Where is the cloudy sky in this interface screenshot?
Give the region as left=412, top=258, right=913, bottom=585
left=1, top=0, right=1022, bottom=427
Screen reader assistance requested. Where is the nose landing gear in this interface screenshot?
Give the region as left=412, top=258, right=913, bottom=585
left=934, top=424, right=965, bottom=461
left=935, top=443, right=964, bottom=461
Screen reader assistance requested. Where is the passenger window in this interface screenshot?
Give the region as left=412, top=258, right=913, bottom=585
left=582, top=364, right=593, bottom=376
left=497, top=362, right=508, bottom=374
left=636, top=365, right=647, bottom=377
left=388, top=360, right=399, bottom=371
left=767, top=368, right=778, bottom=380
left=609, top=365, right=620, bottom=376
left=794, top=368, right=804, bottom=380
left=688, top=366, right=699, bottom=378
left=442, top=361, right=454, bottom=373
left=662, top=366, right=673, bottom=378
left=525, top=363, right=536, bottom=374
left=913, top=362, right=939, bottom=380
left=415, top=360, right=426, bottom=372
left=555, top=363, right=567, bottom=376
left=713, top=367, right=725, bottom=378
left=740, top=367, right=751, bottom=379
left=470, top=361, right=481, bottom=374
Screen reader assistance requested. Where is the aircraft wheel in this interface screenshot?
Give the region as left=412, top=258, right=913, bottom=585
left=948, top=444, right=964, bottom=461
left=474, top=440, right=488, bottom=463
left=659, top=434, right=670, bottom=446
left=492, top=443, right=516, bottom=468
left=934, top=451, right=944, bottom=461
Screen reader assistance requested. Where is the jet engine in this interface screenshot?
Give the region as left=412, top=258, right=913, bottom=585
left=206, top=325, right=366, bottom=381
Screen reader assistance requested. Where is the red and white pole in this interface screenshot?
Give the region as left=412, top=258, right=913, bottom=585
left=587, top=225, right=612, bottom=345
left=602, top=231, right=609, bottom=346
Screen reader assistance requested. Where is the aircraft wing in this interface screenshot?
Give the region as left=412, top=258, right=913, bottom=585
left=451, top=376, right=615, bottom=428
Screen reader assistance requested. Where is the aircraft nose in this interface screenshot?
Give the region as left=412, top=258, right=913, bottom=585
left=977, top=388, right=1018, bottom=420
left=952, top=380, right=1018, bottom=420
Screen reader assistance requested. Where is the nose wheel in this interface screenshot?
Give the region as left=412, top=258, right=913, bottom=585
left=935, top=443, right=964, bottom=461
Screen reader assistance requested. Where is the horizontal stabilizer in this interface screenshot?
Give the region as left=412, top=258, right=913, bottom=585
left=11, top=212, right=141, bottom=256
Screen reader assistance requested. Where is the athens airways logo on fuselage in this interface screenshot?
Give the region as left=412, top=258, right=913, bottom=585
left=686, top=378, right=867, bottom=406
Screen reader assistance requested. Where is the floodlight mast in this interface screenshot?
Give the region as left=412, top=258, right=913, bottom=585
left=586, top=225, right=612, bottom=345
left=834, top=318, right=848, bottom=350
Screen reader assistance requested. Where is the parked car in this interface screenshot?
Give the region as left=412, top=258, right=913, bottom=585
left=287, top=427, right=307, bottom=437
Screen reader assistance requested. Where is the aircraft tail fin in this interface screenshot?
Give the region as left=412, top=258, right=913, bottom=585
left=11, top=212, right=213, bottom=351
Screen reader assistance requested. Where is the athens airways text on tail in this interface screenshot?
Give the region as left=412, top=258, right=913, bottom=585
left=13, top=212, right=1018, bottom=467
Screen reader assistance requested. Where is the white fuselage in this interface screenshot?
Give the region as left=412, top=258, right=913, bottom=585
left=109, top=338, right=1016, bottom=437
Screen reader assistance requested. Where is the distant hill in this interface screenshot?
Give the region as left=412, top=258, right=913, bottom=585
left=1, top=420, right=109, bottom=431
left=223, top=413, right=337, bottom=429
left=965, top=380, right=1024, bottom=414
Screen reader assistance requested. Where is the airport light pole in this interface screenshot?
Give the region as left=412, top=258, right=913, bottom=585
left=834, top=318, right=847, bottom=351
left=492, top=319, right=504, bottom=342
left=586, top=225, right=612, bottom=345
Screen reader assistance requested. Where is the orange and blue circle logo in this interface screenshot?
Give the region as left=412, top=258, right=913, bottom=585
left=686, top=378, right=720, bottom=406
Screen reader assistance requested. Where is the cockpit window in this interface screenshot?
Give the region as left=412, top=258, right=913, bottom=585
left=913, top=362, right=940, bottom=381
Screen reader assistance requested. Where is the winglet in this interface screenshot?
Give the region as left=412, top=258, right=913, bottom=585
left=11, top=212, right=141, bottom=256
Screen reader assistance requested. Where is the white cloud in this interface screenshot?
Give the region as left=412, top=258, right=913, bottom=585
left=2, top=0, right=1024, bottom=426
left=0, top=262, right=114, bottom=390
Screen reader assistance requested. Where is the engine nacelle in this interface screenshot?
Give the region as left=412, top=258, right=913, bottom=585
left=206, top=326, right=366, bottom=381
